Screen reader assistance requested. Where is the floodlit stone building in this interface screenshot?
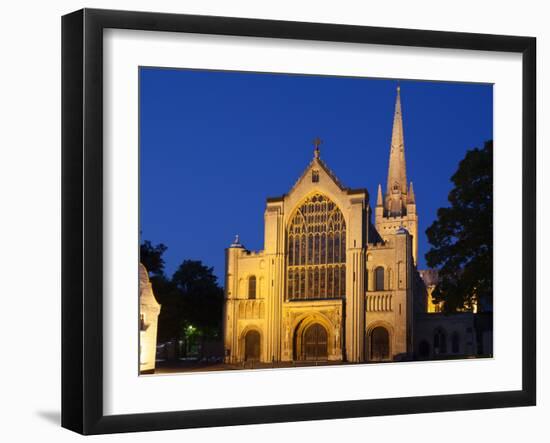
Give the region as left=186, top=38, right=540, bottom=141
left=139, top=263, right=161, bottom=373
left=223, top=86, right=489, bottom=364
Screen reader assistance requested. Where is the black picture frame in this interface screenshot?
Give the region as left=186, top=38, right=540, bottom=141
left=61, top=8, right=536, bottom=435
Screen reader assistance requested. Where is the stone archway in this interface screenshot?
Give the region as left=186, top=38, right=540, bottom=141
left=369, top=326, right=390, bottom=361
left=291, top=311, right=340, bottom=362
left=302, top=323, right=328, bottom=361
left=244, top=330, right=260, bottom=361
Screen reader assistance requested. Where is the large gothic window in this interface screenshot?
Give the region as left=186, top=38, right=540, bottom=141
left=287, top=194, right=346, bottom=300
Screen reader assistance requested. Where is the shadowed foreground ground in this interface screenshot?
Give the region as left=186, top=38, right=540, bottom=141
left=154, top=359, right=346, bottom=374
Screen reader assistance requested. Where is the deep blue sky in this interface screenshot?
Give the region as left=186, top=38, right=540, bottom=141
left=140, top=67, right=492, bottom=284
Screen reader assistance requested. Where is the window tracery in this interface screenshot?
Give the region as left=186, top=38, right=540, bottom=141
left=287, top=194, right=346, bottom=300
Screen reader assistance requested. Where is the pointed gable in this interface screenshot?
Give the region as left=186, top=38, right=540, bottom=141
left=289, top=155, right=347, bottom=195
left=267, top=142, right=368, bottom=229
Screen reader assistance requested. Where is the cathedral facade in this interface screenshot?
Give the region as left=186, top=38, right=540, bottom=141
left=222, top=87, right=482, bottom=365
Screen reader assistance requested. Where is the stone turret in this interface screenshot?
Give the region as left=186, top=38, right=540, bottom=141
left=375, top=183, right=384, bottom=220
left=407, top=182, right=416, bottom=216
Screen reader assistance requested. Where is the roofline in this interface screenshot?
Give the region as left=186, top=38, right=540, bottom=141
left=346, top=188, right=369, bottom=197
left=266, top=195, right=285, bottom=203
left=268, top=188, right=369, bottom=203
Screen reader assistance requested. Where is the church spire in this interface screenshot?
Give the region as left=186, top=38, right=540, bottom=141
left=385, top=84, right=408, bottom=215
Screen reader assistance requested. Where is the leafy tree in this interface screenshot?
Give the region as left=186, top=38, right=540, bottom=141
left=140, top=240, right=167, bottom=278
left=154, top=278, right=184, bottom=344
left=139, top=240, right=224, bottom=352
left=172, top=260, right=224, bottom=339
left=140, top=240, right=180, bottom=342
left=425, top=140, right=493, bottom=313
left=139, top=240, right=168, bottom=276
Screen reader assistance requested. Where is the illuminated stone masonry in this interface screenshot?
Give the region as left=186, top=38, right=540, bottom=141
left=139, top=263, right=161, bottom=374
left=223, top=87, right=489, bottom=366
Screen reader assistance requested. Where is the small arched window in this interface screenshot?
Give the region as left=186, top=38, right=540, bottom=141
left=451, top=332, right=460, bottom=354
left=375, top=266, right=385, bottom=291
left=248, top=276, right=256, bottom=300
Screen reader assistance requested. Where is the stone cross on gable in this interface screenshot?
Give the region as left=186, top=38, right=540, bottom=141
left=313, top=137, right=322, bottom=158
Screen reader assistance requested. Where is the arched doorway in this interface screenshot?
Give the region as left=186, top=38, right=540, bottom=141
left=244, top=330, right=260, bottom=361
left=451, top=332, right=460, bottom=354
left=303, top=323, right=328, bottom=361
left=433, top=328, right=447, bottom=355
left=370, top=327, right=390, bottom=361
left=418, top=340, right=430, bottom=359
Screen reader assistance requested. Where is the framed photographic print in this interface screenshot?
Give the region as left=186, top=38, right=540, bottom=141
left=61, top=8, right=536, bottom=435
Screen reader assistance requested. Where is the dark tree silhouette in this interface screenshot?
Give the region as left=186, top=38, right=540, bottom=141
left=425, top=140, right=493, bottom=313
left=140, top=241, right=180, bottom=343
left=172, top=260, right=224, bottom=339
left=139, top=241, right=224, bottom=349
left=154, top=278, right=184, bottom=344
left=140, top=240, right=167, bottom=277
